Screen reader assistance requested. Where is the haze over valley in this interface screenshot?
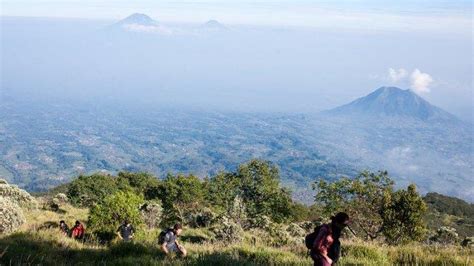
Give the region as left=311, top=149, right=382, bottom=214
left=1, top=6, right=472, bottom=202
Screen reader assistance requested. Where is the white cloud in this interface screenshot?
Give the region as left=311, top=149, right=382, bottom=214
left=388, top=68, right=408, bottom=82
left=386, top=68, right=434, bottom=94
left=410, top=69, right=433, bottom=94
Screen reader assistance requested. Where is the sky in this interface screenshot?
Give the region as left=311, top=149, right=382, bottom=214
left=1, top=0, right=472, bottom=29
left=0, top=0, right=473, bottom=120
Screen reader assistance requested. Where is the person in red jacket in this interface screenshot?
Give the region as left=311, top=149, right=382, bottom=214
left=311, top=212, right=350, bottom=266
left=71, top=220, right=85, bottom=240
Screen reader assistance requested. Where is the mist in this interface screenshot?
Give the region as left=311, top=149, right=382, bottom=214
left=1, top=16, right=472, bottom=120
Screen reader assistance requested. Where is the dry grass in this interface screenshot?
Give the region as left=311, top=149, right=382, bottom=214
left=1, top=201, right=472, bottom=265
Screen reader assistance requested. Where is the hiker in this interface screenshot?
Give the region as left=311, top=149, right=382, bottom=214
left=71, top=220, right=85, bottom=240
left=309, top=212, right=350, bottom=266
left=59, top=220, right=69, bottom=236
left=159, top=223, right=187, bottom=257
left=117, top=219, right=135, bottom=242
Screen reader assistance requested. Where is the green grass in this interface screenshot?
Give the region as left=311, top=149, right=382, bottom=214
left=1, top=201, right=472, bottom=265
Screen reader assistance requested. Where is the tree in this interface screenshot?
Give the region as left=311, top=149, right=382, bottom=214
left=314, top=171, right=394, bottom=240
left=155, top=174, right=207, bottom=225
left=117, top=171, right=159, bottom=194
left=205, top=172, right=240, bottom=212
left=88, top=191, right=144, bottom=241
left=380, top=184, right=427, bottom=244
left=237, top=159, right=294, bottom=223
left=67, top=173, right=127, bottom=207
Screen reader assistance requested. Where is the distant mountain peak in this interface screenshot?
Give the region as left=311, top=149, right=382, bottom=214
left=107, top=13, right=166, bottom=33
left=117, top=13, right=157, bottom=26
left=327, top=86, right=457, bottom=121
left=201, top=19, right=227, bottom=31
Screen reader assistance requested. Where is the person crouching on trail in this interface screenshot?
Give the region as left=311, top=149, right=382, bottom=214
left=311, top=212, right=350, bottom=266
left=71, top=220, right=85, bottom=240
left=59, top=220, right=69, bottom=236
left=160, top=223, right=187, bottom=257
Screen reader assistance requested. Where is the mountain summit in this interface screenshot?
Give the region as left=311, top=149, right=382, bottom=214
left=115, top=13, right=157, bottom=27
left=327, top=87, right=456, bottom=121
left=200, top=20, right=228, bottom=31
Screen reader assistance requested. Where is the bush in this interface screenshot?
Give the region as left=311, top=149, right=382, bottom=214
left=461, top=237, right=473, bottom=247
left=43, top=199, right=60, bottom=212
left=54, top=193, right=68, bottom=203
left=429, top=226, right=459, bottom=245
left=211, top=216, right=244, bottom=243
left=0, top=181, right=37, bottom=209
left=266, top=222, right=291, bottom=246
left=88, top=191, right=144, bottom=241
left=228, top=195, right=248, bottom=227
left=184, top=207, right=216, bottom=228
left=140, top=201, right=163, bottom=229
left=0, top=197, right=26, bottom=234
left=286, top=223, right=307, bottom=239
left=248, top=215, right=272, bottom=230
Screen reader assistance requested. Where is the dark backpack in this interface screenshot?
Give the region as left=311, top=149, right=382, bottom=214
left=305, top=225, right=322, bottom=249
left=158, top=228, right=173, bottom=245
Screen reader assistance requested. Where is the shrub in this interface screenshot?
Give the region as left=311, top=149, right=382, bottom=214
left=184, top=207, right=216, bottom=228
left=0, top=182, right=37, bottom=209
left=43, top=199, right=60, bottom=212
left=286, top=223, right=307, bottom=239
left=298, top=221, right=317, bottom=232
left=211, top=215, right=244, bottom=243
left=0, top=197, right=26, bottom=234
left=266, top=222, right=291, bottom=246
left=248, top=215, right=272, bottom=230
left=461, top=237, right=473, bottom=247
left=88, top=191, right=144, bottom=241
left=228, top=195, right=248, bottom=226
left=54, top=193, right=68, bottom=203
left=430, top=226, right=459, bottom=245
left=140, top=201, right=163, bottom=229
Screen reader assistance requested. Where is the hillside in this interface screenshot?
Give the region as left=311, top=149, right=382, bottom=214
left=1, top=167, right=473, bottom=265
left=424, top=192, right=474, bottom=238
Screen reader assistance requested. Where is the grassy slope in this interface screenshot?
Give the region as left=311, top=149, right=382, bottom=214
left=0, top=200, right=472, bottom=265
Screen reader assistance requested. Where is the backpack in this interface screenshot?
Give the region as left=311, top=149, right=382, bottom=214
left=305, top=225, right=322, bottom=249
left=158, top=228, right=173, bottom=245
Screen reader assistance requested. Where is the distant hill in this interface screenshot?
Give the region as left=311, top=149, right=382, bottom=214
left=424, top=192, right=474, bottom=218
left=200, top=20, right=228, bottom=31
left=112, top=13, right=158, bottom=28
left=327, top=86, right=458, bottom=122
left=424, top=192, right=474, bottom=238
